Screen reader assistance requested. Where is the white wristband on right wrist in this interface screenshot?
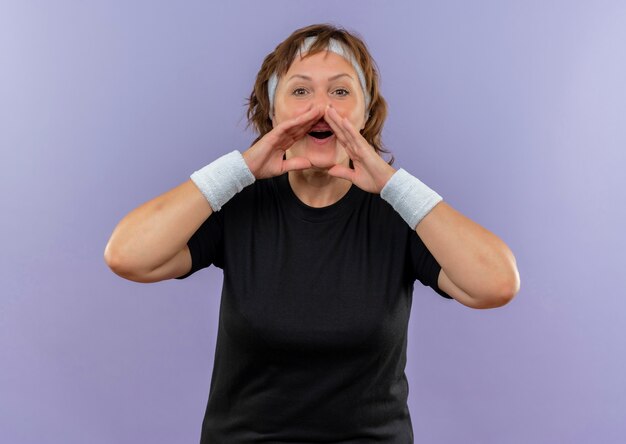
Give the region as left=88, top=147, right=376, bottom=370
left=190, top=150, right=255, bottom=212
left=380, top=168, right=443, bottom=230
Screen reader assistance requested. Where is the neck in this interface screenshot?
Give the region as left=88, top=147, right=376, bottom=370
left=288, top=169, right=352, bottom=208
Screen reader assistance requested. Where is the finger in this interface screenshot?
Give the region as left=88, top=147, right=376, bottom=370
left=323, top=104, right=340, bottom=132
left=275, top=107, right=324, bottom=148
left=263, top=112, right=315, bottom=152
left=282, top=156, right=312, bottom=173
left=323, top=105, right=343, bottom=134
left=340, top=114, right=365, bottom=148
left=324, top=106, right=352, bottom=153
left=292, top=106, right=325, bottom=135
left=278, top=105, right=322, bottom=133
left=327, top=164, right=356, bottom=183
left=334, top=109, right=374, bottom=160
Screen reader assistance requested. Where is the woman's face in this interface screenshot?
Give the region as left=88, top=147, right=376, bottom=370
left=272, top=50, right=367, bottom=170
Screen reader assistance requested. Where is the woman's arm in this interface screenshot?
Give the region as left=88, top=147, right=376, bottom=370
left=104, top=105, right=326, bottom=283
left=104, top=180, right=212, bottom=283
left=324, top=105, right=520, bottom=309
left=416, top=201, right=520, bottom=309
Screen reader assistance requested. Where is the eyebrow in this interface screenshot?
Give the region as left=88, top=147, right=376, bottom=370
left=286, top=73, right=354, bottom=82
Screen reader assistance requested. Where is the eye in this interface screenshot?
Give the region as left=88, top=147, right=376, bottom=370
left=333, top=88, right=350, bottom=97
left=292, top=87, right=308, bottom=96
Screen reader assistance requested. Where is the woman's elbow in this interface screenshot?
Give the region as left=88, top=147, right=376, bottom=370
left=481, top=273, right=520, bottom=308
left=486, top=288, right=517, bottom=308
left=471, top=274, right=521, bottom=309
left=103, top=242, right=145, bottom=282
left=104, top=243, right=128, bottom=277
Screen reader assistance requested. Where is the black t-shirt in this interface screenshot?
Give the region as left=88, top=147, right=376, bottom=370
left=177, top=173, right=452, bottom=443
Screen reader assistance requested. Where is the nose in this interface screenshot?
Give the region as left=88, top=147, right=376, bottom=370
left=312, top=92, right=331, bottom=111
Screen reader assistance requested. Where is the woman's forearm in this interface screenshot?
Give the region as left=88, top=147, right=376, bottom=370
left=416, top=201, right=520, bottom=305
left=104, top=179, right=212, bottom=279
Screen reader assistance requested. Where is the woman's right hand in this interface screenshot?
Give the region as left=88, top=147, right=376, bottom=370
left=242, top=105, right=324, bottom=179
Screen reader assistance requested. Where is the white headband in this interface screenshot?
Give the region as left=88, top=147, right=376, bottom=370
left=267, top=36, right=371, bottom=121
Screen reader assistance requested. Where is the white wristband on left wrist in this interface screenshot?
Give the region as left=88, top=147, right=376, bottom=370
left=380, top=168, right=443, bottom=229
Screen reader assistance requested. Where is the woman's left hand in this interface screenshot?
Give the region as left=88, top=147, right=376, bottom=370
left=324, top=105, right=397, bottom=194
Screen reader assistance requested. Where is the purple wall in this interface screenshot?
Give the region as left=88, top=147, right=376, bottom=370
left=2, top=1, right=625, bottom=443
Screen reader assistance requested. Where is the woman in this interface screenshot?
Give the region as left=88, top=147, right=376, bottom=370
left=105, top=23, right=520, bottom=443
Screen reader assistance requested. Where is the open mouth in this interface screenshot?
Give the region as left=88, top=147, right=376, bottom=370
left=308, top=130, right=334, bottom=139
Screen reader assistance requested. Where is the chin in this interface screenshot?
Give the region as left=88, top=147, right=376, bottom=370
left=287, top=137, right=348, bottom=172
left=303, top=136, right=347, bottom=170
left=306, top=154, right=338, bottom=170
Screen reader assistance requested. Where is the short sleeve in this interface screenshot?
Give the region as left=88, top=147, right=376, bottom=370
left=175, top=210, right=224, bottom=279
left=409, top=230, right=453, bottom=299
